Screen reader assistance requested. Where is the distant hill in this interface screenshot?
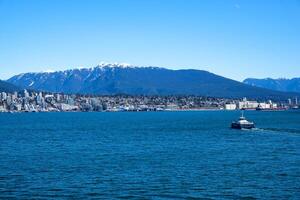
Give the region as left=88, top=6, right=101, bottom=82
left=243, top=78, right=300, bottom=93
left=0, top=80, right=20, bottom=93
left=7, top=64, right=299, bottom=100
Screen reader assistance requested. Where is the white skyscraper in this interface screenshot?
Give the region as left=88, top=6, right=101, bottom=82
left=24, top=89, right=29, bottom=98
left=1, top=92, right=7, bottom=101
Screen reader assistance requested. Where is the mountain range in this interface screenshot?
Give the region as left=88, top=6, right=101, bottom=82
left=0, top=80, right=21, bottom=93
left=6, top=64, right=299, bottom=100
left=243, top=78, right=300, bottom=93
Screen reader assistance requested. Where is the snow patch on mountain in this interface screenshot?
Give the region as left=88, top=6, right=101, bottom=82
left=42, top=69, right=55, bottom=73
left=29, top=81, right=35, bottom=87
left=97, top=62, right=134, bottom=68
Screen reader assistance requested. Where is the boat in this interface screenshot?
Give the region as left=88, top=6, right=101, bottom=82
left=231, top=111, right=255, bottom=129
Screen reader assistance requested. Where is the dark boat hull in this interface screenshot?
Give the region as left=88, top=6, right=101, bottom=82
left=231, top=123, right=255, bottom=129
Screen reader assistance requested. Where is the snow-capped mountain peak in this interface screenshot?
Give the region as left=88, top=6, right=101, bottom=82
left=96, top=62, right=134, bottom=68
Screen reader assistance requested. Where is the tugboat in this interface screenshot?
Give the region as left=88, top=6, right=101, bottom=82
left=231, top=111, right=255, bottom=129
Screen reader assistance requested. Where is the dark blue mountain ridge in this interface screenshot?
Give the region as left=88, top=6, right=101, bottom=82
left=243, top=78, right=300, bottom=93
left=0, top=80, right=21, bottom=93
left=7, top=63, right=300, bottom=100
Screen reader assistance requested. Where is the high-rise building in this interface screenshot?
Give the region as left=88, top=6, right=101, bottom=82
left=56, top=94, right=61, bottom=102
left=1, top=92, right=7, bottom=101
left=12, top=92, right=18, bottom=101
left=24, top=90, right=29, bottom=98
left=6, top=95, right=12, bottom=106
left=36, top=92, right=43, bottom=105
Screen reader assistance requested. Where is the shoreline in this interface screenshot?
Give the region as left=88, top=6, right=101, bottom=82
left=0, top=108, right=295, bottom=114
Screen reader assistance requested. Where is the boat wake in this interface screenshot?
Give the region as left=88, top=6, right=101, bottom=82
left=260, top=127, right=300, bottom=134
left=242, top=127, right=300, bottom=134
left=240, top=127, right=264, bottom=132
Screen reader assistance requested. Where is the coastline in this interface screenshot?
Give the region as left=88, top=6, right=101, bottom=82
left=0, top=108, right=295, bottom=114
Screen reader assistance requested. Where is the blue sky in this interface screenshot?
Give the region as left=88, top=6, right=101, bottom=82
left=0, top=0, right=300, bottom=81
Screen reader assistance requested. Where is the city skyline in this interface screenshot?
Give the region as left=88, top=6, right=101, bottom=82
left=1, top=0, right=300, bottom=81
left=0, top=89, right=291, bottom=113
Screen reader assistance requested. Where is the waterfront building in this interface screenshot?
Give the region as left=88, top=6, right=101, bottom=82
left=0, top=105, right=6, bottom=112
left=166, top=103, right=180, bottom=110
left=225, top=103, right=237, bottom=110
left=238, top=99, right=259, bottom=110
left=14, top=104, right=22, bottom=111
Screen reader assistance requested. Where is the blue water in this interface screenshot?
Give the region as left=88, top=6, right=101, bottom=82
left=0, top=111, right=300, bottom=199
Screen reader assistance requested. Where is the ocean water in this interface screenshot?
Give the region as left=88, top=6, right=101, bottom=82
left=0, top=111, right=299, bottom=199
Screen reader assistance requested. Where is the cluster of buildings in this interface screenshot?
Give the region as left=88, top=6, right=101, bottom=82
left=288, top=97, right=299, bottom=109
left=0, top=90, right=227, bottom=112
left=225, top=98, right=278, bottom=110
left=0, top=90, right=297, bottom=113
left=225, top=97, right=299, bottom=110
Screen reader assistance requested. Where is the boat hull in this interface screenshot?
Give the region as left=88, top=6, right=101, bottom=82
left=231, top=123, right=255, bottom=129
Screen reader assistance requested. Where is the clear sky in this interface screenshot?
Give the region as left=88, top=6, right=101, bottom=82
left=0, top=0, right=300, bottom=81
